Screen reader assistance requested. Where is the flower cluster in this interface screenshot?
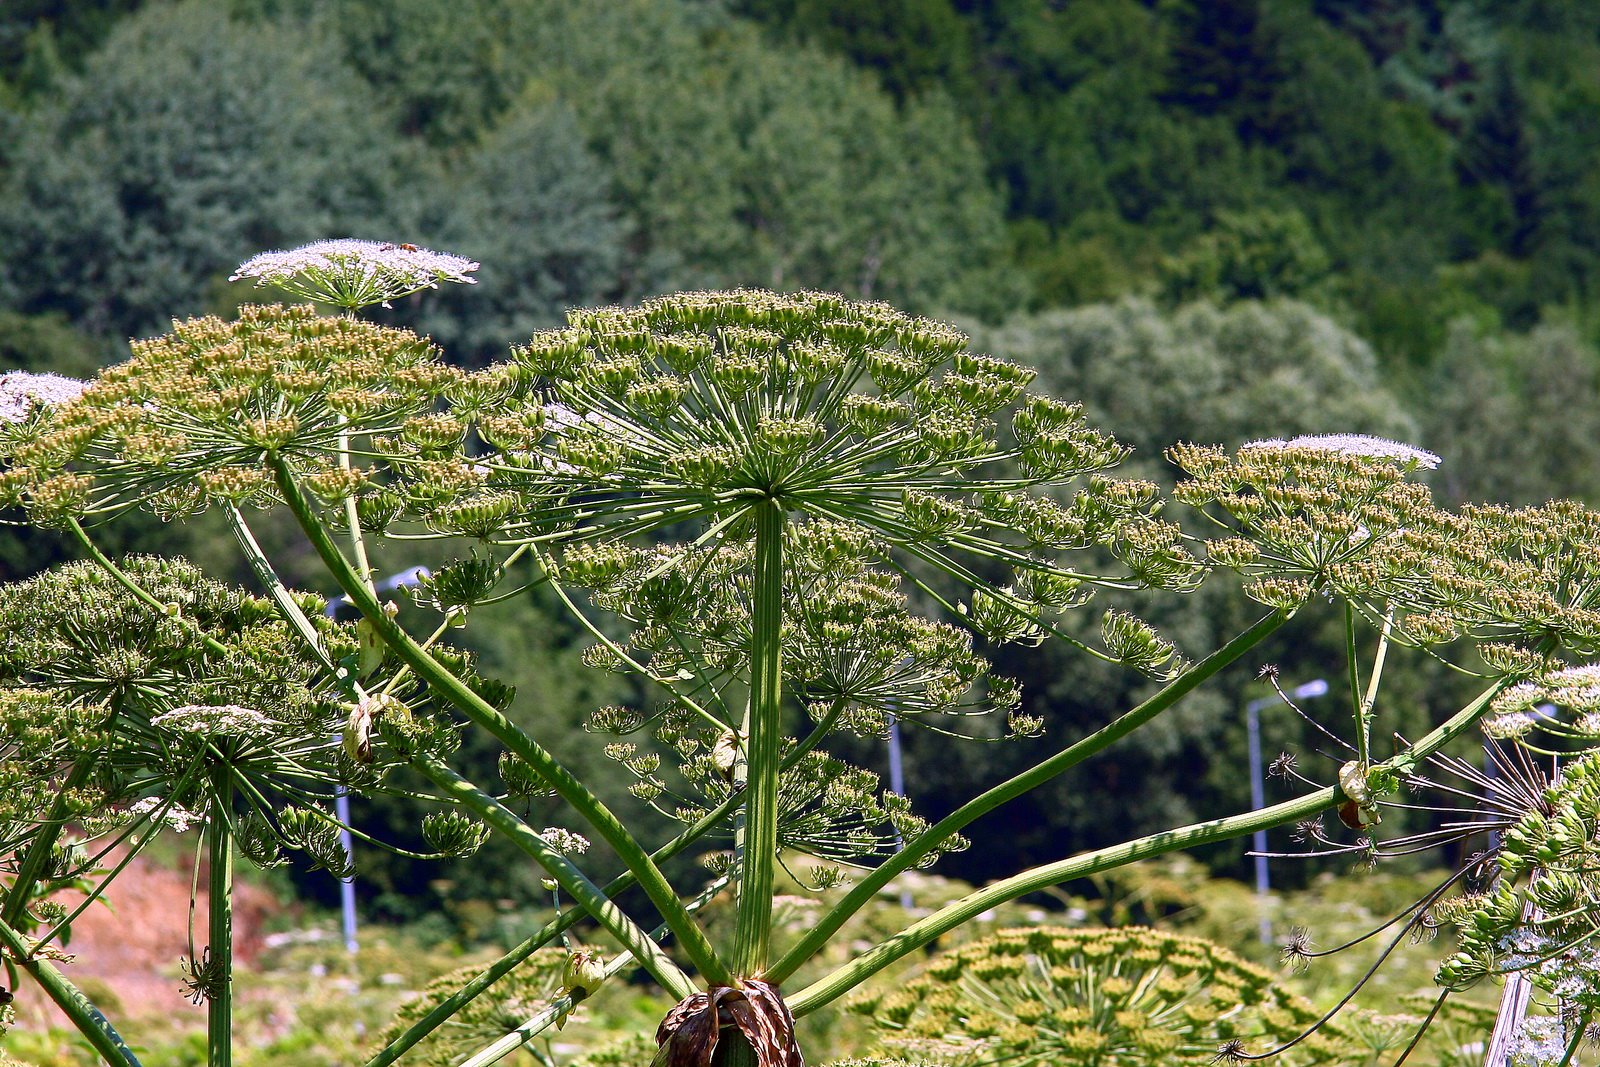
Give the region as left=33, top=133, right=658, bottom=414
left=1171, top=437, right=1444, bottom=615
left=560, top=524, right=1024, bottom=738
left=596, top=710, right=966, bottom=881
left=0, top=688, right=110, bottom=849
left=1488, top=662, right=1600, bottom=738
left=230, top=239, right=479, bottom=310
left=1174, top=443, right=1600, bottom=661
left=149, top=703, right=276, bottom=736
left=849, top=926, right=1346, bottom=1065
left=0, top=303, right=487, bottom=523
left=124, top=796, right=203, bottom=833
left=538, top=826, right=591, bottom=856
left=1436, top=750, right=1600, bottom=999
left=475, top=290, right=1193, bottom=598
left=0, top=371, right=89, bottom=424
left=1435, top=500, right=1600, bottom=656
left=1507, top=1014, right=1595, bottom=1066
left=1239, top=434, right=1440, bottom=470
left=0, top=558, right=364, bottom=879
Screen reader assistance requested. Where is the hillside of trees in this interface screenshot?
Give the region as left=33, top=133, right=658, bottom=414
left=3, top=0, right=1599, bottom=918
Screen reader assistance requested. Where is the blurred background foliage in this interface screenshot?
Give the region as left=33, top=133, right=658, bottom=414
left=2, top=0, right=1598, bottom=926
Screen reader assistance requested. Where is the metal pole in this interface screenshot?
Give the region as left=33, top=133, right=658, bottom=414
left=321, top=565, right=428, bottom=957
left=335, top=788, right=358, bottom=955
left=1246, top=679, right=1328, bottom=945
left=1246, top=698, right=1270, bottom=945
left=326, top=595, right=360, bottom=957
left=886, top=716, right=914, bottom=910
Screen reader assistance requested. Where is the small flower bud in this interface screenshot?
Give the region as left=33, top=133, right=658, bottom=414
left=562, top=949, right=607, bottom=1002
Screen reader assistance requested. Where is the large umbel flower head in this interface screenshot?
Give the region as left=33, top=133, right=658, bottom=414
left=0, top=303, right=500, bottom=522
left=429, top=290, right=1203, bottom=670
left=0, top=558, right=356, bottom=872
left=1173, top=439, right=1600, bottom=665
left=850, top=926, right=1348, bottom=1065
left=493, top=291, right=1172, bottom=567
left=230, top=239, right=479, bottom=311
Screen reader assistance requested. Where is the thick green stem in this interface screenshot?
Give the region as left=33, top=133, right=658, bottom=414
left=768, top=609, right=1290, bottom=984
left=367, top=724, right=831, bottom=1067
left=0, top=914, right=142, bottom=1066
left=735, top=500, right=784, bottom=978
left=207, top=775, right=234, bottom=1067
left=1556, top=1011, right=1591, bottom=1067
left=270, top=456, right=730, bottom=986
left=1345, top=602, right=1367, bottom=766
left=1357, top=606, right=1394, bottom=767
left=411, top=757, right=696, bottom=1000
left=787, top=674, right=1508, bottom=1014
left=227, top=505, right=331, bottom=668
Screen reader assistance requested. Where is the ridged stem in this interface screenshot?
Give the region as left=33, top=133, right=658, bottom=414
left=206, top=774, right=234, bottom=1067
left=269, top=456, right=729, bottom=986
left=227, top=505, right=331, bottom=665
left=734, top=500, right=785, bottom=978
left=363, top=707, right=840, bottom=1067
left=787, top=673, right=1509, bottom=1014
left=0, top=914, right=142, bottom=1066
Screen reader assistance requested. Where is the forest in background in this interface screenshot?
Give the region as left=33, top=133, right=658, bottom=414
left=2, top=0, right=1598, bottom=924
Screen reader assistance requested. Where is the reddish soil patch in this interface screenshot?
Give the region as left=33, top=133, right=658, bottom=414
left=11, top=846, right=282, bottom=1028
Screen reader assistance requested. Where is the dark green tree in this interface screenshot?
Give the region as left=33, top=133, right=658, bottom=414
left=1423, top=319, right=1600, bottom=507
left=288, top=0, right=517, bottom=146
left=913, top=298, right=1435, bottom=885
left=0, top=1, right=406, bottom=341
left=735, top=0, right=974, bottom=102
left=1160, top=208, right=1333, bottom=303
left=410, top=97, right=626, bottom=365
left=1161, top=0, right=1289, bottom=143
left=1457, top=55, right=1541, bottom=255
left=505, top=1, right=1019, bottom=314
left=0, top=0, right=145, bottom=91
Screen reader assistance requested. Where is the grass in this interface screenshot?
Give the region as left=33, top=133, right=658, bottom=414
left=1, top=855, right=1507, bottom=1066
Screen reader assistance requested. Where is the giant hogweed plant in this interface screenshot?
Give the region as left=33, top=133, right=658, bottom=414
left=0, top=243, right=1598, bottom=1066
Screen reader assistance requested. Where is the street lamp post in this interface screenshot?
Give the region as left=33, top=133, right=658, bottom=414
left=324, top=565, right=431, bottom=955
left=1247, top=678, right=1329, bottom=944
left=886, top=715, right=914, bottom=910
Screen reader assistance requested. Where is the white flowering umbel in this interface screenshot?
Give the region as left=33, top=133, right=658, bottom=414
left=151, top=703, right=275, bottom=737
left=230, top=239, right=479, bottom=311
left=126, top=796, right=203, bottom=832
left=1508, top=1014, right=1584, bottom=1066
left=0, top=371, right=88, bottom=423
left=539, top=827, right=591, bottom=856
left=1489, top=663, right=1600, bottom=740
left=1239, top=433, right=1441, bottom=470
